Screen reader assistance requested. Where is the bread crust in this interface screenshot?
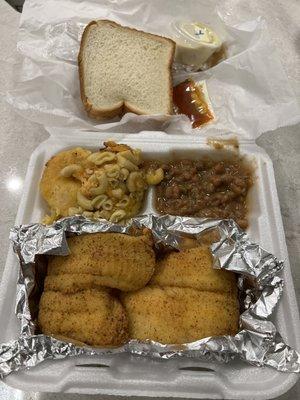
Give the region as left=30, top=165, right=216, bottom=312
left=78, top=19, right=175, bottom=120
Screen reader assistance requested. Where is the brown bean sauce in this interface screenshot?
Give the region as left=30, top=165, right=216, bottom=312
left=145, top=158, right=253, bottom=229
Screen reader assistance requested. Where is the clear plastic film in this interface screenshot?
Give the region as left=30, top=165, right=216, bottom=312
left=0, top=215, right=299, bottom=378
left=3, top=0, right=300, bottom=138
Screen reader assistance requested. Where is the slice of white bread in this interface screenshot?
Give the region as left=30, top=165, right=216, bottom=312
left=78, top=20, right=175, bottom=119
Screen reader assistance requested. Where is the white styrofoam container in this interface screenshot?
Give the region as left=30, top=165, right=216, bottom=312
left=0, top=132, right=299, bottom=399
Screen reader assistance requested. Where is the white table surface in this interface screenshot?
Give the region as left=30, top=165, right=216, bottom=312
left=0, top=0, right=299, bottom=399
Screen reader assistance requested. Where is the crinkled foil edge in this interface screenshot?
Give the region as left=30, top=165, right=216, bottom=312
left=1, top=215, right=299, bottom=378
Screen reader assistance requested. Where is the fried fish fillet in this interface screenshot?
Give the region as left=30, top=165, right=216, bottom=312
left=46, top=232, right=155, bottom=291
left=122, top=286, right=239, bottom=344
left=44, top=273, right=114, bottom=293
left=38, top=289, right=129, bottom=346
left=151, top=246, right=236, bottom=294
left=40, top=147, right=91, bottom=217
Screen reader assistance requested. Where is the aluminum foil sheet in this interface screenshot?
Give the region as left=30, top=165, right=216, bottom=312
left=1, top=215, right=299, bottom=378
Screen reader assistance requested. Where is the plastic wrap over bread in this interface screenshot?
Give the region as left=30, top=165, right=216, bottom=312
left=0, top=215, right=299, bottom=378
left=5, top=0, right=300, bottom=138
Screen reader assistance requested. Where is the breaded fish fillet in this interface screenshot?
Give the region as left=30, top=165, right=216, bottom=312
left=151, top=246, right=236, bottom=294
left=40, top=147, right=91, bottom=217
left=38, top=289, right=129, bottom=346
left=122, top=286, right=239, bottom=344
left=47, top=232, right=155, bottom=291
left=44, top=273, right=114, bottom=293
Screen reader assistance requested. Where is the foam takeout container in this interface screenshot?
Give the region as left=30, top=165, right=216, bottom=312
left=0, top=131, right=299, bottom=399
left=2, top=1, right=300, bottom=398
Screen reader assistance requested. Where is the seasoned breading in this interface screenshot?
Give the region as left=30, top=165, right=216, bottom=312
left=151, top=246, right=237, bottom=294
left=47, top=232, right=155, bottom=291
left=44, top=273, right=112, bottom=293
left=38, top=289, right=129, bottom=346
left=40, top=147, right=91, bottom=217
left=122, top=286, right=239, bottom=344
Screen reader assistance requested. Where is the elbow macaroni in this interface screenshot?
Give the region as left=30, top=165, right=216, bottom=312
left=118, top=149, right=141, bottom=166
left=52, top=142, right=164, bottom=225
left=111, top=188, right=124, bottom=199
left=102, top=199, right=113, bottom=211
left=60, top=164, right=83, bottom=178
left=116, top=195, right=130, bottom=209
left=68, top=206, right=83, bottom=216
left=89, top=172, right=108, bottom=196
left=127, top=171, right=146, bottom=192
left=120, top=168, right=129, bottom=181
left=96, top=210, right=111, bottom=220
left=87, top=151, right=116, bottom=166
left=109, top=209, right=126, bottom=223
left=77, top=191, right=93, bottom=211
left=104, top=164, right=120, bottom=178
left=91, top=194, right=108, bottom=209
left=116, top=153, right=139, bottom=172
left=146, top=168, right=164, bottom=185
